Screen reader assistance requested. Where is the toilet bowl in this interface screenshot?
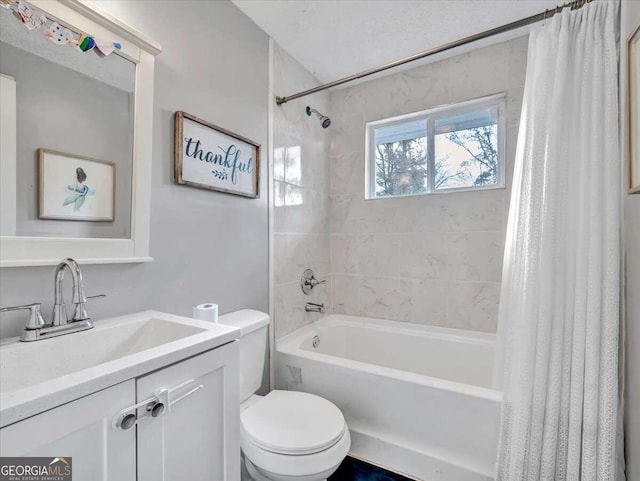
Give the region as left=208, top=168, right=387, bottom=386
left=240, top=391, right=350, bottom=481
left=217, top=310, right=350, bottom=481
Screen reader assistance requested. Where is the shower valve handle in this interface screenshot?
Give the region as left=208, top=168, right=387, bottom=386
left=300, top=269, right=326, bottom=295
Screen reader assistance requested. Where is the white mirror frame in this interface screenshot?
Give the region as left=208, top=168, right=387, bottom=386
left=0, top=0, right=161, bottom=267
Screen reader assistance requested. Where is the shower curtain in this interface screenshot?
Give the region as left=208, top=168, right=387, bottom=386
left=495, top=2, right=622, bottom=480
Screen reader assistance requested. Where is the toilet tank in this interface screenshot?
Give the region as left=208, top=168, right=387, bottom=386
left=217, top=310, right=270, bottom=403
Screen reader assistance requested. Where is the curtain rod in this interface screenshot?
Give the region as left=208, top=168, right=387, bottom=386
left=275, top=0, right=593, bottom=105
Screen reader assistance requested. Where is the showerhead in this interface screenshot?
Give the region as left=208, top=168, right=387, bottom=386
left=306, top=106, right=331, bottom=128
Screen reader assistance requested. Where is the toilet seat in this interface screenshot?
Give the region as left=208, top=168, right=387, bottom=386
left=242, top=426, right=351, bottom=480
left=241, top=390, right=346, bottom=456
left=240, top=390, right=350, bottom=479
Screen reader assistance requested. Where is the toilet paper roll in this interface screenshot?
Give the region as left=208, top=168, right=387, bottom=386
left=193, top=303, right=219, bottom=323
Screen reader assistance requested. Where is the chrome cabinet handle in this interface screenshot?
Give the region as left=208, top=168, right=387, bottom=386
left=113, top=397, right=155, bottom=430
left=147, top=401, right=165, bottom=418
left=112, top=379, right=203, bottom=430
left=119, top=413, right=137, bottom=430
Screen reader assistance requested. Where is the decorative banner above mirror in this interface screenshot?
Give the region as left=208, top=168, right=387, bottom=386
left=1, top=0, right=121, bottom=57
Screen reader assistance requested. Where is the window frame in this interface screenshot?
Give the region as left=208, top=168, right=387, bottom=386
left=365, top=93, right=506, bottom=199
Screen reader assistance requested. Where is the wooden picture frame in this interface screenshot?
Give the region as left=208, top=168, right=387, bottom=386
left=38, top=148, right=116, bottom=222
left=174, top=111, right=260, bottom=198
left=628, top=22, right=640, bottom=194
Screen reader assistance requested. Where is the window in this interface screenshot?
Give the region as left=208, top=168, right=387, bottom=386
left=365, top=94, right=505, bottom=198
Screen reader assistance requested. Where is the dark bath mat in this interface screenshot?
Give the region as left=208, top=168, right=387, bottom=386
left=329, top=456, right=416, bottom=481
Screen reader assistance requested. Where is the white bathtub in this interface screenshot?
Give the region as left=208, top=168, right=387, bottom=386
left=275, top=315, right=501, bottom=481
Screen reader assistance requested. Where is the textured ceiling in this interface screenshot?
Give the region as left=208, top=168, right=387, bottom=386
left=233, top=0, right=560, bottom=86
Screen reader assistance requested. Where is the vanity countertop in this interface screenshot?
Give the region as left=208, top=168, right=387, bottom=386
left=0, top=311, right=240, bottom=428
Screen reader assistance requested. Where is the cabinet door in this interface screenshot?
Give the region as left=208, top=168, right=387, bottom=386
left=137, top=342, right=240, bottom=481
left=0, top=380, right=136, bottom=481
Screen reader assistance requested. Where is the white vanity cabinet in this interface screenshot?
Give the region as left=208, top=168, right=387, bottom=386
left=0, top=380, right=137, bottom=480
left=137, top=341, right=240, bottom=481
left=0, top=341, right=240, bottom=481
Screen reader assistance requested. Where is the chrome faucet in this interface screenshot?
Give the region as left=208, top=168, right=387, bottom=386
left=0, top=258, right=104, bottom=341
left=305, top=302, right=325, bottom=313
left=53, top=258, right=87, bottom=325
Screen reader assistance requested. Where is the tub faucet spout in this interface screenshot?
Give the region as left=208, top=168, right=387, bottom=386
left=305, top=302, right=325, bottom=313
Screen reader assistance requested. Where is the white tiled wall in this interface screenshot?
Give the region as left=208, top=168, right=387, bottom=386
left=273, top=37, right=528, bottom=338
left=273, top=45, right=332, bottom=339
left=329, top=37, right=528, bottom=333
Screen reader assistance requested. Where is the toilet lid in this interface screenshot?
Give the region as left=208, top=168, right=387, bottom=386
left=241, top=390, right=346, bottom=455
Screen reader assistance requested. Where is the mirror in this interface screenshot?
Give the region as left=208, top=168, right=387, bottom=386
left=0, top=5, right=135, bottom=239
left=0, top=0, right=161, bottom=266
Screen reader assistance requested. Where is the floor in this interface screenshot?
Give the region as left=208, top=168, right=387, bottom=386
left=329, top=456, right=415, bottom=481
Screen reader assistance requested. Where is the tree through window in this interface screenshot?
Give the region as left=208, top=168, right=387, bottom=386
left=367, top=95, right=504, bottom=198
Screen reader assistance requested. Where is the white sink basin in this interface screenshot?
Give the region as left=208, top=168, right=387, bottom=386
left=0, top=311, right=240, bottom=427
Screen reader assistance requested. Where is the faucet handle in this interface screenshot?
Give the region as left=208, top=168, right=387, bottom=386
left=71, top=294, right=106, bottom=322
left=0, top=303, right=47, bottom=330
left=301, top=269, right=327, bottom=295
left=86, top=294, right=107, bottom=301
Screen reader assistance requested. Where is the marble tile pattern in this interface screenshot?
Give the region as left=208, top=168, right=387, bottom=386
left=328, top=37, right=528, bottom=333
left=273, top=44, right=332, bottom=339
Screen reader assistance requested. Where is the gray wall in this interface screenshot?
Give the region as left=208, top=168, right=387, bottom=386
left=0, top=41, right=134, bottom=239
left=624, top=0, right=640, bottom=477
left=0, top=0, right=269, bottom=339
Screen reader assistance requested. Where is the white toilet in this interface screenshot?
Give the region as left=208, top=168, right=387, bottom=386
left=219, top=310, right=350, bottom=481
